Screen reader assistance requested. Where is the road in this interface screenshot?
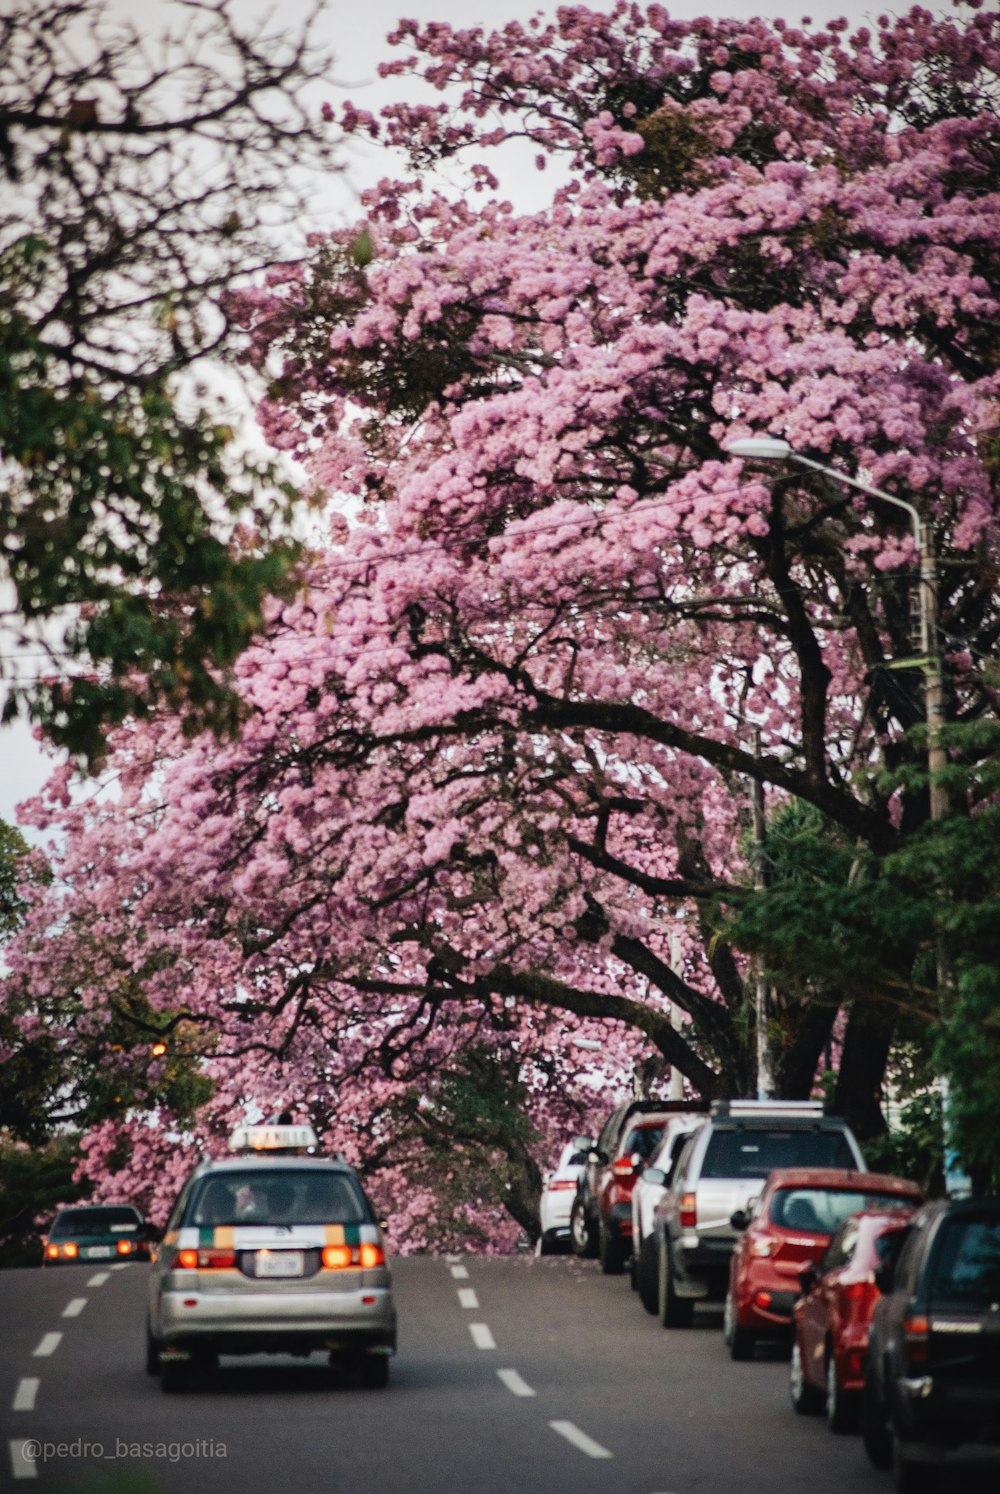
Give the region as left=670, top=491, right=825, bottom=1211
left=3, top=1251, right=999, bottom=1494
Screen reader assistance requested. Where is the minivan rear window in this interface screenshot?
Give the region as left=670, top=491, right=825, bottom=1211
left=701, top=1129, right=856, bottom=1179
left=929, top=1217, right=1000, bottom=1307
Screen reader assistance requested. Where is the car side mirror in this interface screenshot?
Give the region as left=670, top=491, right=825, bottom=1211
left=642, top=1167, right=666, bottom=1187
left=874, top=1260, right=894, bottom=1295
left=572, top=1135, right=594, bottom=1152
left=799, top=1264, right=818, bottom=1295
left=730, top=1209, right=750, bottom=1232
left=589, top=1148, right=609, bottom=1166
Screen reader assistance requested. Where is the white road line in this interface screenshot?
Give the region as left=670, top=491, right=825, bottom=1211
left=497, top=1368, right=536, bottom=1398
left=110, top=1262, right=129, bottom=1270
left=86, top=1271, right=110, bottom=1287
left=549, top=1421, right=613, bottom=1459
left=32, top=1332, right=62, bottom=1357
left=450, top=1264, right=469, bottom=1280
left=9, top=1439, right=38, bottom=1479
left=457, top=1287, right=479, bottom=1309
left=62, top=1297, right=87, bottom=1318
left=444, top=1253, right=462, bottom=1263
left=12, top=1379, right=39, bottom=1413
left=468, top=1322, right=496, bottom=1350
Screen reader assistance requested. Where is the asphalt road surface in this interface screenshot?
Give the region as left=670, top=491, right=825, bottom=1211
left=3, top=1251, right=999, bottom=1494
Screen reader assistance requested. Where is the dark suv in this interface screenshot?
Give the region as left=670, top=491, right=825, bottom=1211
left=862, top=1196, right=1000, bottom=1491
left=570, top=1099, right=705, bottom=1273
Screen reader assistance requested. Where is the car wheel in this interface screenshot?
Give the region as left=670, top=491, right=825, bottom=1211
left=598, top=1220, right=626, bottom=1275
left=826, top=1352, right=858, bottom=1433
left=723, top=1289, right=755, bottom=1361
left=570, top=1198, right=597, bottom=1259
left=637, top=1234, right=659, bottom=1316
left=860, top=1367, right=892, bottom=1469
left=892, top=1434, right=938, bottom=1493
left=145, top=1325, right=161, bottom=1377
left=658, top=1239, right=694, bottom=1328
left=789, top=1339, right=823, bottom=1414
left=160, top=1360, right=189, bottom=1394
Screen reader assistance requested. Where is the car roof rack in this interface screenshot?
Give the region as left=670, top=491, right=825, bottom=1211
left=710, top=1099, right=825, bottom=1118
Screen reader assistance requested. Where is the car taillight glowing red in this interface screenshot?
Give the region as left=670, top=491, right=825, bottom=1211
left=612, top=1158, right=635, bottom=1177
left=548, top=1179, right=577, bottom=1191
left=174, top=1247, right=235, bottom=1269
left=903, top=1312, right=929, bottom=1366
left=679, top=1192, right=697, bottom=1229
left=46, top=1244, right=60, bottom=1260
left=63, top=1242, right=79, bottom=1259
left=843, top=1278, right=878, bottom=1319
left=322, top=1242, right=386, bottom=1270
left=116, top=1239, right=133, bottom=1255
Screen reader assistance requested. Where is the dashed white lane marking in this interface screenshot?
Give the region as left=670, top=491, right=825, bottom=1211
left=549, top=1421, right=613, bottom=1459
left=445, top=1253, right=462, bottom=1263
left=86, top=1271, right=110, bottom=1287
left=12, top=1379, right=39, bottom=1412
left=457, top=1288, right=479, bottom=1309
left=469, top=1322, right=496, bottom=1350
left=110, top=1262, right=129, bottom=1271
left=62, top=1297, right=87, bottom=1318
left=497, top=1368, right=536, bottom=1398
left=9, top=1439, right=37, bottom=1479
left=32, top=1332, right=62, bottom=1357
left=450, top=1264, right=469, bottom=1279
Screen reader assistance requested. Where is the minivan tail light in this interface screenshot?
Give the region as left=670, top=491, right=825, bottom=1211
left=903, top=1312, right=929, bottom=1366
left=680, top=1192, right=697, bottom=1229
left=174, top=1247, right=235, bottom=1270
left=322, top=1242, right=386, bottom=1270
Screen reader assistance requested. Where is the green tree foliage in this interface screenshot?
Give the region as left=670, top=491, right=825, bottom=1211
left=0, top=0, right=338, bottom=760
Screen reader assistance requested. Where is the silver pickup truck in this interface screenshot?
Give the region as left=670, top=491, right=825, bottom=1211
left=651, top=1099, right=866, bottom=1327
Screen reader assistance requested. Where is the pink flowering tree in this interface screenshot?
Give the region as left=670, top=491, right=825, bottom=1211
left=4, top=4, right=1000, bottom=1241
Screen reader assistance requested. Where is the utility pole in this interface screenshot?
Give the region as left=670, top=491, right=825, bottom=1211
left=751, top=728, right=773, bottom=1100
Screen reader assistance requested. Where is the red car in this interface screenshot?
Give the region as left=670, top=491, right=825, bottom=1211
left=724, top=1167, right=921, bottom=1361
left=594, top=1113, right=674, bottom=1274
left=789, top=1206, right=916, bottom=1431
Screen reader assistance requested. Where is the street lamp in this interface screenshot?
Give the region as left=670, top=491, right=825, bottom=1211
left=725, top=437, right=946, bottom=820
left=726, top=435, right=967, bottom=1192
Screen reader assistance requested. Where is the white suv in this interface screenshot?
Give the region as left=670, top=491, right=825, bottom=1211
left=629, top=1113, right=706, bottom=1312
left=652, top=1099, right=865, bottom=1327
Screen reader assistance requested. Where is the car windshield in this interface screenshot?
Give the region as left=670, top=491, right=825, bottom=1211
left=50, top=1207, right=141, bottom=1237
left=770, top=1188, right=915, bottom=1235
left=929, top=1216, right=1000, bottom=1307
left=702, top=1129, right=857, bottom=1180
left=621, top=1126, right=664, bottom=1161
left=187, top=1169, right=368, bottom=1227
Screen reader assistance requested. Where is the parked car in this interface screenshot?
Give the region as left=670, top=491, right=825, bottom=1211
left=538, top=1138, right=590, bottom=1254
left=148, top=1122, right=396, bottom=1392
left=570, top=1099, right=704, bottom=1271
left=42, top=1204, right=157, bottom=1265
left=861, top=1195, right=1000, bottom=1492
left=790, top=1207, right=917, bottom=1430
left=630, top=1112, right=707, bottom=1312
left=724, top=1167, right=921, bottom=1361
left=652, top=1099, right=866, bottom=1327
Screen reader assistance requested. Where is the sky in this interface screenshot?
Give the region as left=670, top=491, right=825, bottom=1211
left=0, top=0, right=952, bottom=830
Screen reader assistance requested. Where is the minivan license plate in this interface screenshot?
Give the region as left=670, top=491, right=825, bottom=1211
left=255, top=1251, right=303, bottom=1278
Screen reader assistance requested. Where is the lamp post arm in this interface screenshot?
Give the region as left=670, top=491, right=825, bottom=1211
left=785, top=452, right=922, bottom=547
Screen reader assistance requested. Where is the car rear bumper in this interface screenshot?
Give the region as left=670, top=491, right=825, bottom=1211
left=894, top=1377, right=1000, bottom=1446
left=158, top=1287, right=397, bottom=1354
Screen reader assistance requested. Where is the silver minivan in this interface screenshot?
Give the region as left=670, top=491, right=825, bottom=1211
left=147, top=1125, right=396, bottom=1391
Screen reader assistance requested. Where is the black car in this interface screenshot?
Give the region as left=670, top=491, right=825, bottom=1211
left=861, top=1196, right=1000, bottom=1492
left=43, top=1204, right=156, bottom=1265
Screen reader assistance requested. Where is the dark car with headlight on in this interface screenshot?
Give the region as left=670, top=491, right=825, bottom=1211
left=147, top=1123, right=396, bottom=1393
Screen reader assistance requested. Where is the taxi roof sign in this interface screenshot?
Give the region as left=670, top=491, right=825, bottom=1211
left=228, top=1123, right=318, bottom=1154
